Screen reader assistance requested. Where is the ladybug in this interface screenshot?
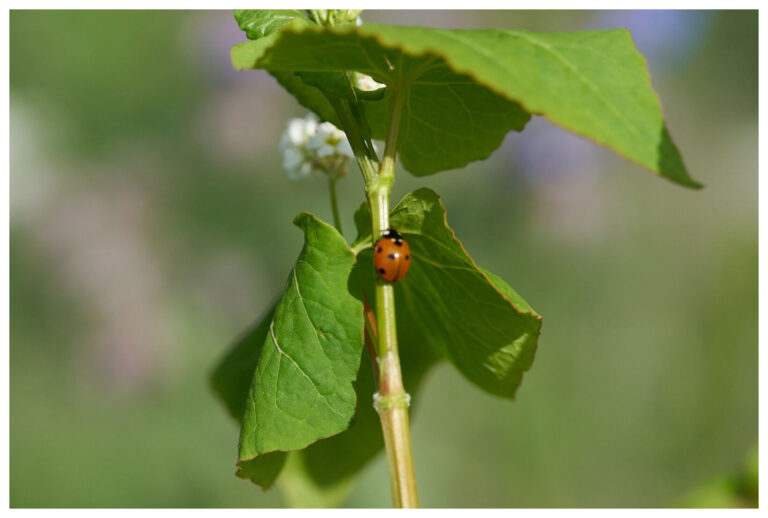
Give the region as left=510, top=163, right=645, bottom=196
left=373, top=228, right=411, bottom=283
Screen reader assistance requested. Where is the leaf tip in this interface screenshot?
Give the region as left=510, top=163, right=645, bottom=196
left=291, top=211, right=311, bottom=228
left=683, top=179, right=705, bottom=190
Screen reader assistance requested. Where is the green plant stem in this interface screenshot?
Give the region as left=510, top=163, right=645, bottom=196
left=331, top=87, right=417, bottom=507
left=367, top=87, right=418, bottom=509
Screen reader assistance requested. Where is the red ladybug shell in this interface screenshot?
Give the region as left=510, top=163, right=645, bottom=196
left=374, top=229, right=411, bottom=283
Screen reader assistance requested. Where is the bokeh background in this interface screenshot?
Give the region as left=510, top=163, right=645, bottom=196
left=10, top=10, right=757, bottom=508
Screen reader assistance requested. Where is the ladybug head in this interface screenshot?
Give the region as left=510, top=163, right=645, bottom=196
left=381, top=228, right=403, bottom=241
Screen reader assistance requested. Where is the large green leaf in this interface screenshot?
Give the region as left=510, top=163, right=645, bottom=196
left=212, top=262, right=438, bottom=500
left=354, top=188, right=542, bottom=398
left=231, top=22, right=699, bottom=187
left=237, top=213, right=364, bottom=470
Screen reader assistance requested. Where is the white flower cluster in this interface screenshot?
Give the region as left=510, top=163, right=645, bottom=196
left=279, top=114, right=355, bottom=180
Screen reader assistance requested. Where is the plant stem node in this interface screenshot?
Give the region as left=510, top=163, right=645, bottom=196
left=373, top=391, right=412, bottom=413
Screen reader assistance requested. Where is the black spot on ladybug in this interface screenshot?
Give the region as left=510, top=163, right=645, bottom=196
left=377, top=246, right=383, bottom=252
left=378, top=268, right=386, bottom=274
left=387, top=253, right=396, bottom=259
left=405, top=255, right=410, bottom=260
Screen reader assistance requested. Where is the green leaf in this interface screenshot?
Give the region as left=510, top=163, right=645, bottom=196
left=278, top=276, right=439, bottom=505
left=231, top=24, right=528, bottom=176
left=237, top=213, right=364, bottom=476
left=231, top=11, right=355, bottom=125
left=212, top=262, right=437, bottom=499
left=296, top=71, right=357, bottom=101
left=237, top=452, right=287, bottom=489
left=210, top=304, right=288, bottom=489
left=309, top=9, right=362, bottom=27
left=210, top=305, right=276, bottom=422
left=678, top=444, right=759, bottom=509
left=234, top=9, right=310, bottom=40
left=228, top=323, right=435, bottom=499
left=268, top=71, right=341, bottom=126
left=354, top=188, right=542, bottom=398
left=279, top=351, right=436, bottom=508
left=210, top=304, right=289, bottom=489
left=278, top=452, right=356, bottom=507
left=231, top=22, right=699, bottom=187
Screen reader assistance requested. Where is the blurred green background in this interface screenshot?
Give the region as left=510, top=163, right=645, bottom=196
left=10, top=10, right=757, bottom=508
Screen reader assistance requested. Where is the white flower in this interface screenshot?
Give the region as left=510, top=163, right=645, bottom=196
left=282, top=147, right=304, bottom=170
left=306, top=121, right=354, bottom=159
left=280, top=115, right=316, bottom=149
left=279, top=113, right=354, bottom=180
left=279, top=114, right=316, bottom=180
left=285, top=160, right=312, bottom=181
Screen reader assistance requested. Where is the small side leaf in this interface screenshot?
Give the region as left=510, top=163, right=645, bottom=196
left=234, top=9, right=311, bottom=40
left=354, top=188, right=542, bottom=398
left=237, top=213, right=364, bottom=478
